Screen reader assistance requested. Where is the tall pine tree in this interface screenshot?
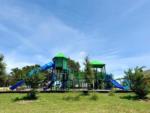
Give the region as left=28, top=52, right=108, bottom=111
left=84, top=56, right=94, bottom=86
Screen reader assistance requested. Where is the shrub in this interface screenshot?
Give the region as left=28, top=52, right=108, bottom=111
left=26, top=89, right=38, bottom=100
left=124, top=66, right=150, bottom=99
left=108, top=90, right=115, bottom=96
left=90, top=93, right=98, bottom=101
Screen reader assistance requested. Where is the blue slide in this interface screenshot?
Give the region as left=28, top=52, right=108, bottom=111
left=10, top=62, right=55, bottom=90
left=110, top=79, right=125, bottom=90
left=10, top=80, right=25, bottom=90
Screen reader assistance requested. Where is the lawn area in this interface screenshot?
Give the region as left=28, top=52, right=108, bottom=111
left=0, top=93, right=150, bottom=113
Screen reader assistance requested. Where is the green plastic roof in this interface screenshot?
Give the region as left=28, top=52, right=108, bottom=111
left=54, top=53, right=67, bottom=58
left=90, top=60, right=104, bottom=65
left=90, top=60, right=105, bottom=68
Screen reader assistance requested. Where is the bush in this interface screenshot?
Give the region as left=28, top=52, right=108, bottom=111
left=125, top=67, right=150, bottom=99
left=26, top=89, right=38, bottom=100
left=108, top=90, right=115, bottom=96
left=90, top=93, right=98, bottom=101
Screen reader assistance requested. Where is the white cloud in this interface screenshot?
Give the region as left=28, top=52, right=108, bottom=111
left=0, top=2, right=94, bottom=72
left=79, top=51, right=87, bottom=57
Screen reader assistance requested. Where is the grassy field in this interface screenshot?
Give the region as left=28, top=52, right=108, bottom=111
left=0, top=92, right=150, bottom=113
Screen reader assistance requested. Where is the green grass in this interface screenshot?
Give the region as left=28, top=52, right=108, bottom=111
left=0, top=93, right=150, bottom=113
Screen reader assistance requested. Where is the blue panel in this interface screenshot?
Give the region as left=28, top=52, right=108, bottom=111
left=10, top=80, right=25, bottom=90
left=40, top=62, right=54, bottom=71
left=27, top=68, right=40, bottom=77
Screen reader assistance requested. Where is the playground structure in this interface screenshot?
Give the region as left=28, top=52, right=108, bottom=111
left=90, top=60, right=106, bottom=89
left=10, top=53, right=129, bottom=91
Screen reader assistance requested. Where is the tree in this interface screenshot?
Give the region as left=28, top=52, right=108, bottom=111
left=68, top=58, right=80, bottom=78
left=144, top=70, right=150, bottom=84
left=23, top=65, right=46, bottom=99
left=124, top=66, right=150, bottom=99
left=84, top=56, right=94, bottom=88
left=24, top=65, right=47, bottom=99
left=0, top=54, right=6, bottom=86
left=19, top=65, right=45, bottom=89
left=9, top=64, right=46, bottom=89
left=25, top=68, right=45, bottom=88
left=10, top=68, right=23, bottom=84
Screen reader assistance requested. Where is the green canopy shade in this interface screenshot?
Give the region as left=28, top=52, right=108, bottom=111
left=90, top=60, right=105, bottom=68
left=54, top=53, right=67, bottom=59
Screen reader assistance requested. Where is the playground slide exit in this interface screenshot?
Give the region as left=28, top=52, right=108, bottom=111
left=110, top=79, right=125, bottom=90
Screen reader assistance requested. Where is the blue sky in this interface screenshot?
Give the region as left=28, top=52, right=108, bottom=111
left=0, top=0, right=150, bottom=78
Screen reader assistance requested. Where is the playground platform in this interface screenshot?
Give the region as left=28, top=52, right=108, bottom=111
left=0, top=89, right=133, bottom=93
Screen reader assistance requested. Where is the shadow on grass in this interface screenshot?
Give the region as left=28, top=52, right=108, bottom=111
left=13, top=94, right=38, bottom=102
left=120, top=95, right=149, bottom=101
left=120, top=95, right=139, bottom=100
left=62, top=95, right=80, bottom=101
left=80, top=91, right=89, bottom=96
